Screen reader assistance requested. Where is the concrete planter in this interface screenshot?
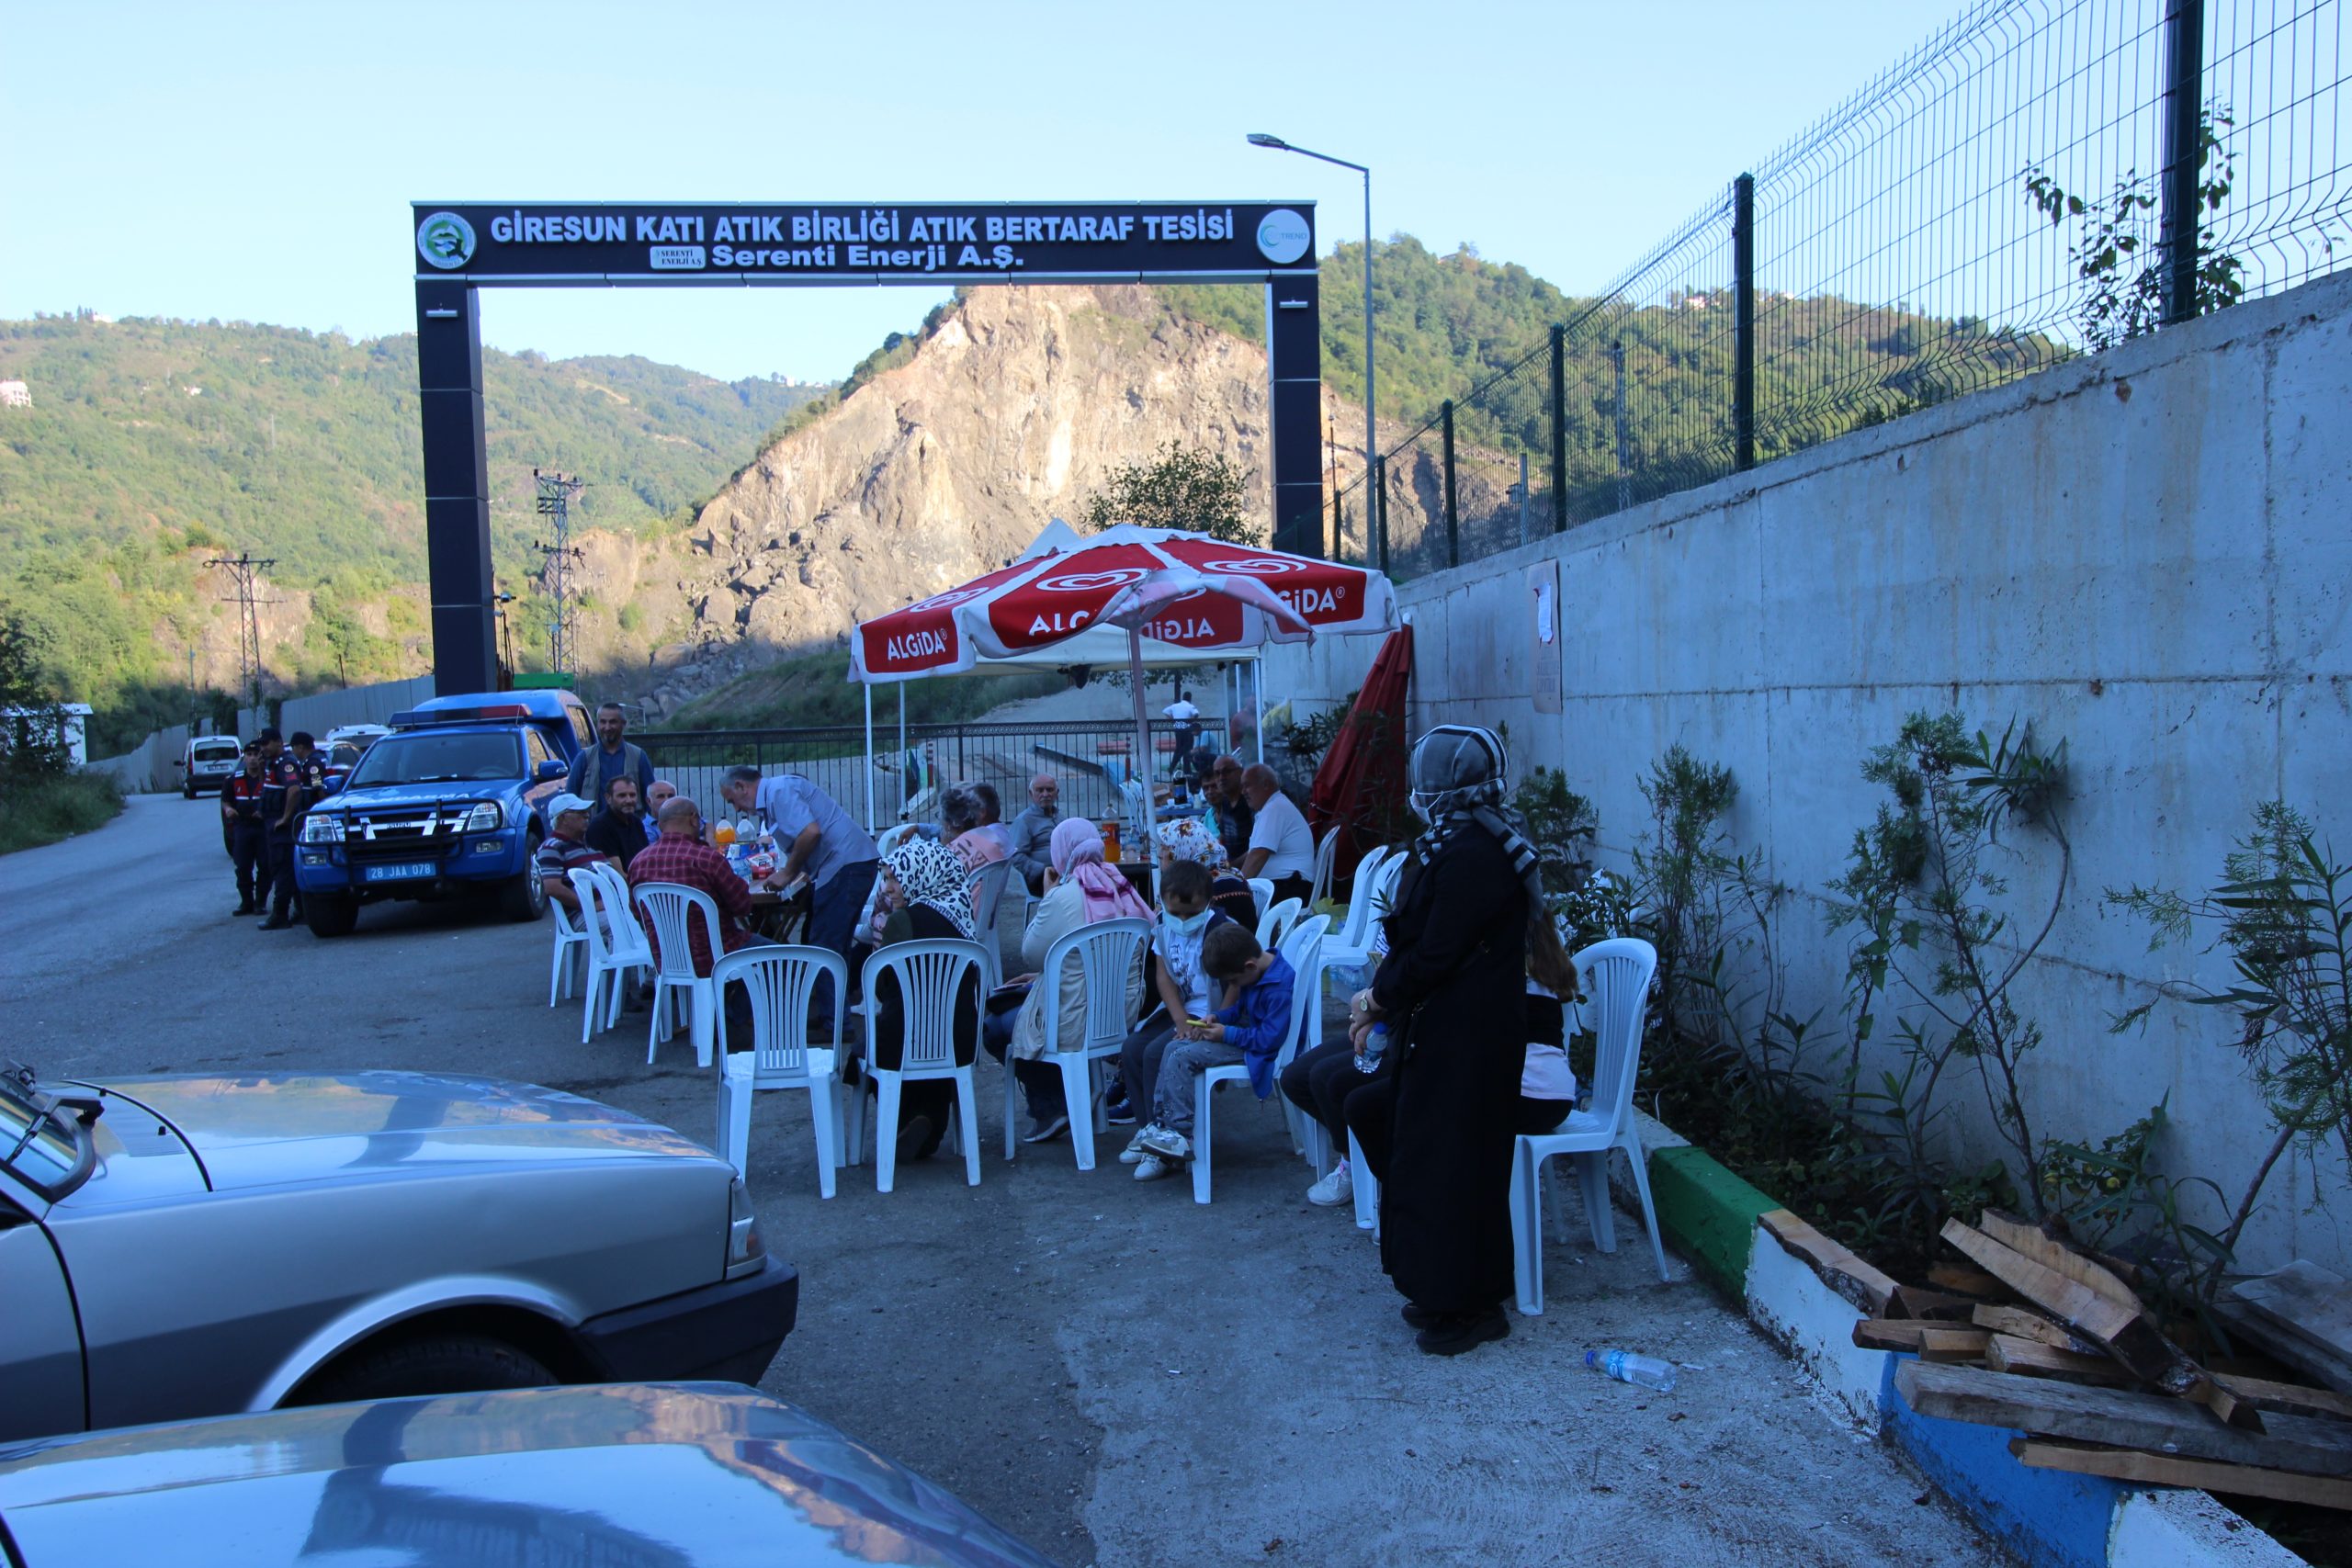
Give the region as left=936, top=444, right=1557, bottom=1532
left=1604, top=1114, right=2300, bottom=1568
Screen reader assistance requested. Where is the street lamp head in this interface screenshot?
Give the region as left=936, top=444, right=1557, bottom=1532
left=1246, top=132, right=1290, bottom=150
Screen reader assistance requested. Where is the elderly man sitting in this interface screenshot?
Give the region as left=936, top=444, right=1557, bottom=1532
left=1238, top=762, right=1315, bottom=907
left=537, top=792, right=616, bottom=932
left=1009, top=772, right=1060, bottom=897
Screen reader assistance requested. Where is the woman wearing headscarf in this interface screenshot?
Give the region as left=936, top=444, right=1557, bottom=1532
left=858, top=835, right=982, bottom=1164
left=1155, top=810, right=1259, bottom=930
left=1344, top=725, right=1541, bottom=1356
left=984, top=818, right=1151, bottom=1143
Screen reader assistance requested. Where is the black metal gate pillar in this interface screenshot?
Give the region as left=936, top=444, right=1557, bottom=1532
left=1266, top=274, right=1324, bottom=558
left=416, top=279, right=498, bottom=694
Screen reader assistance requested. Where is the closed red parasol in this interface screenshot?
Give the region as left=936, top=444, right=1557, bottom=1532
left=1306, top=624, right=1414, bottom=886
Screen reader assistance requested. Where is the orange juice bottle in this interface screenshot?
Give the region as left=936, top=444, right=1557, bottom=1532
left=1102, top=820, right=1122, bottom=862
left=714, top=820, right=736, bottom=848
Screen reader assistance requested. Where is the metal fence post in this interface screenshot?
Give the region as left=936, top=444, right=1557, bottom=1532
left=1549, top=322, right=1567, bottom=534
left=1441, top=399, right=1460, bottom=568
left=2160, top=0, right=2208, bottom=326
left=1374, top=455, right=1389, bottom=575
left=1612, top=339, right=1632, bottom=514
left=1734, top=172, right=1756, bottom=472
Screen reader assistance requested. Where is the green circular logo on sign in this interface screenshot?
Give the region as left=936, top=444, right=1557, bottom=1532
left=416, top=211, right=477, bottom=270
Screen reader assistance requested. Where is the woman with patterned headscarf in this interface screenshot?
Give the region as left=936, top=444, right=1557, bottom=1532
left=858, top=835, right=982, bottom=1164
left=1342, top=724, right=1542, bottom=1356
left=1156, top=814, right=1258, bottom=929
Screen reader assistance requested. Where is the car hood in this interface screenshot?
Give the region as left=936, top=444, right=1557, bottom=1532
left=80, top=1074, right=713, bottom=1192
left=326, top=780, right=515, bottom=810
left=0, top=1384, right=1058, bottom=1568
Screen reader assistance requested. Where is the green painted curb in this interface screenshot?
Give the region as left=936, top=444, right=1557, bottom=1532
left=1646, top=1145, right=1780, bottom=1296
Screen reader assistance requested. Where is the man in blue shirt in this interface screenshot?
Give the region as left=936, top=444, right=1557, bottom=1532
left=720, top=764, right=879, bottom=1026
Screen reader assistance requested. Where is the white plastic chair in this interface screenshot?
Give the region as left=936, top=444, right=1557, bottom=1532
left=965, top=857, right=1017, bottom=993
left=1255, top=897, right=1303, bottom=951
left=847, top=938, right=988, bottom=1192
left=1005, top=917, right=1151, bottom=1171
left=1348, top=1127, right=1380, bottom=1234
left=713, top=944, right=849, bottom=1199
left=1307, top=827, right=1340, bottom=909
left=548, top=896, right=587, bottom=1007
left=633, top=882, right=725, bottom=1068
left=1321, top=848, right=1397, bottom=972
left=1248, top=878, right=1273, bottom=919
left=1511, top=937, right=1668, bottom=1314
left=1191, top=915, right=1328, bottom=1204
left=567, top=869, right=647, bottom=1043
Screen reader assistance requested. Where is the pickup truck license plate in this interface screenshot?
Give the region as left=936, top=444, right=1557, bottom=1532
left=363, top=862, right=437, bottom=883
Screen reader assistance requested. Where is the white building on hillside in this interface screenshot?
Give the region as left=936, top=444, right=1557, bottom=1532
left=0, top=381, right=30, bottom=409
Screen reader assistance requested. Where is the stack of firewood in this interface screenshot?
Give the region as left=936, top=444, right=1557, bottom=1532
left=1765, top=1207, right=2352, bottom=1510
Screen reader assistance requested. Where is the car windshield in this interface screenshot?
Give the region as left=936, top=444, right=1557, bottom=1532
left=0, top=1074, right=89, bottom=1198
left=327, top=742, right=364, bottom=768
left=348, top=731, right=523, bottom=787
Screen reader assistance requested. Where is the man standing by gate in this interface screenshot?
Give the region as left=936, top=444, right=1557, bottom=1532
left=569, top=702, right=655, bottom=804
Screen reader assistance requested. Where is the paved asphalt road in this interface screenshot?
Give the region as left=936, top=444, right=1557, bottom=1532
left=6, top=796, right=2005, bottom=1567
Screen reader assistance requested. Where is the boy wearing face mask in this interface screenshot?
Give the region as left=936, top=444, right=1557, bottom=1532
left=1116, top=859, right=1229, bottom=1178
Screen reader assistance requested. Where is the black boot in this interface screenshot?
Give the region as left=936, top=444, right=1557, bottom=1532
left=1414, top=1304, right=1510, bottom=1357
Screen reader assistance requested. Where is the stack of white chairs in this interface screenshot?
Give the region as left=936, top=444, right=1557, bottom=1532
left=633, top=882, right=724, bottom=1068
left=1254, top=897, right=1304, bottom=951
left=566, top=867, right=652, bottom=1043
left=846, top=938, right=988, bottom=1192
left=1189, top=914, right=1329, bottom=1204
left=1511, top=936, right=1668, bottom=1314
left=713, top=944, right=849, bottom=1199
left=1005, top=917, right=1152, bottom=1172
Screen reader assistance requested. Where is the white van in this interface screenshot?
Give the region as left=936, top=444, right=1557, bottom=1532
left=179, top=734, right=243, bottom=799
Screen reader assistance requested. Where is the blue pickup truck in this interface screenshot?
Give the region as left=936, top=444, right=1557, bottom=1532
left=291, top=691, right=592, bottom=937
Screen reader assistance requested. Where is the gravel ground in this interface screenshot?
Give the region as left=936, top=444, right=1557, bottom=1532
left=6, top=795, right=2007, bottom=1566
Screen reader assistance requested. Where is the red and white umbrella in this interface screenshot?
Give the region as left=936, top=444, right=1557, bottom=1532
left=850, top=524, right=1399, bottom=840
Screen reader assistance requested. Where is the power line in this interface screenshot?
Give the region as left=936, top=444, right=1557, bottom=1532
left=204, top=551, right=277, bottom=713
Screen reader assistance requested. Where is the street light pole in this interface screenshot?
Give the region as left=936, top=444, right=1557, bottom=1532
left=1249, top=134, right=1373, bottom=560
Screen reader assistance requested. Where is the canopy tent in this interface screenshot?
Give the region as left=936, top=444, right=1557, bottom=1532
left=848, top=523, right=1398, bottom=846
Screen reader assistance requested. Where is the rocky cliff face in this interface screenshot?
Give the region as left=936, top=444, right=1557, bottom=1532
left=569, top=286, right=1289, bottom=716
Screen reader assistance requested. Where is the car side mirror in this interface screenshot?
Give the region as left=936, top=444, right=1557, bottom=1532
left=537, top=759, right=567, bottom=781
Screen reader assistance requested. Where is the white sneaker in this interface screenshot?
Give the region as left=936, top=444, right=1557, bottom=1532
left=1118, top=1128, right=1154, bottom=1166
left=1134, top=1154, right=1174, bottom=1182
left=1306, top=1160, right=1353, bottom=1207
left=1137, top=1124, right=1192, bottom=1161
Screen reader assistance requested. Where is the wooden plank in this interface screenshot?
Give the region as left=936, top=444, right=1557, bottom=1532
left=1972, top=1304, right=2097, bottom=1353
left=1854, top=1319, right=1931, bottom=1351
left=2214, top=1371, right=2352, bottom=1422
left=1758, top=1208, right=1897, bottom=1314
left=1928, top=1264, right=2008, bottom=1298
left=2228, top=1263, right=2352, bottom=1394
left=1984, top=1334, right=2133, bottom=1385
left=1939, top=1220, right=2200, bottom=1395
left=1896, top=1362, right=2352, bottom=1478
left=1918, top=1326, right=1993, bottom=1363
left=2011, top=1438, right=2352, bottom=1512
left=1891, top=1286, right=1982, bottom=1322
left=1974, top=1208, right=2139, bottom=1309
left=2188, top=1377, right=2264, bottom=1434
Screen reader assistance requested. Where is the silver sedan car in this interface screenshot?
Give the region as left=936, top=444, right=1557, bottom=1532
left=0, top=1064, right=796, bottom=1443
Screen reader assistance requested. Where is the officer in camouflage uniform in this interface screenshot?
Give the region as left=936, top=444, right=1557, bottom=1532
left=259, top=730, right=326, bottom=931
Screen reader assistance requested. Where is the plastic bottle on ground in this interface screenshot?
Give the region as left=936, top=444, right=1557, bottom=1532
left=1584, top=1348, right=1678, bottom=1393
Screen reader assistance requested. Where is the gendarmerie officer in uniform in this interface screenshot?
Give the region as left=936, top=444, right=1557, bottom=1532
left=259, top=729, right=327, bottom=931
left=221, top=742, right=269, bottom=915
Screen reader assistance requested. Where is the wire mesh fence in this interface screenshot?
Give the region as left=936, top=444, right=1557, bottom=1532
left=1345, top=0, right=2347, bottom=580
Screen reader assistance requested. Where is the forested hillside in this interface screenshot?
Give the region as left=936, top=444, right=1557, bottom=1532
left=0, top=315, right=823, bottom=747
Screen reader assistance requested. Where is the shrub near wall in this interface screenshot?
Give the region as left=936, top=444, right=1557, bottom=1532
left=0, top=772, right=124, bottom=855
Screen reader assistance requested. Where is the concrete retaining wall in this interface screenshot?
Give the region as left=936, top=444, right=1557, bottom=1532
left=1268, top=267, right=2352, bottom=1277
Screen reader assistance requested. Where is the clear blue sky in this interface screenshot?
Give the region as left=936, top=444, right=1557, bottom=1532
left=3, top=0, right=1971, bottom=383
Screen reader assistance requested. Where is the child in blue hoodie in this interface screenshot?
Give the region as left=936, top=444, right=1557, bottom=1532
left=1134, top=921, right=1296, bottom=1175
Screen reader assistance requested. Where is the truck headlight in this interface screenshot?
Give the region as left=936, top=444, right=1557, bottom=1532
left=459, top=802, right=503, bottom=833
left=300, top=815, right=344, bottom=844
left=727, top=1176, right=766, bottom=1270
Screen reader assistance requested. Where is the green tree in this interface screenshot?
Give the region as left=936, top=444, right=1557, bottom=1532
left=1079, top=442, right=1256, bottom=542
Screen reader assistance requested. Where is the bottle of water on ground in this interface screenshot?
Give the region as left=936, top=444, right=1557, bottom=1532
left=1584, top=1348, right=1678, bottom=1393
left=1353, top=1021, right=1388, bottom=1075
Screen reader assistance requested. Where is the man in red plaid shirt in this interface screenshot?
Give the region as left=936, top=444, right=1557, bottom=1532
left=627, top=795, right=763, bottom=976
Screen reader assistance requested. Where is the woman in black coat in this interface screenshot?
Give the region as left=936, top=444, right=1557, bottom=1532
left=1345, top=725, right=1543, bottom=1356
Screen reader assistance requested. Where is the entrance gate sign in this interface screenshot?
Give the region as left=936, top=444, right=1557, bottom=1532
left=412, top=198, right=1325, bottom=694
